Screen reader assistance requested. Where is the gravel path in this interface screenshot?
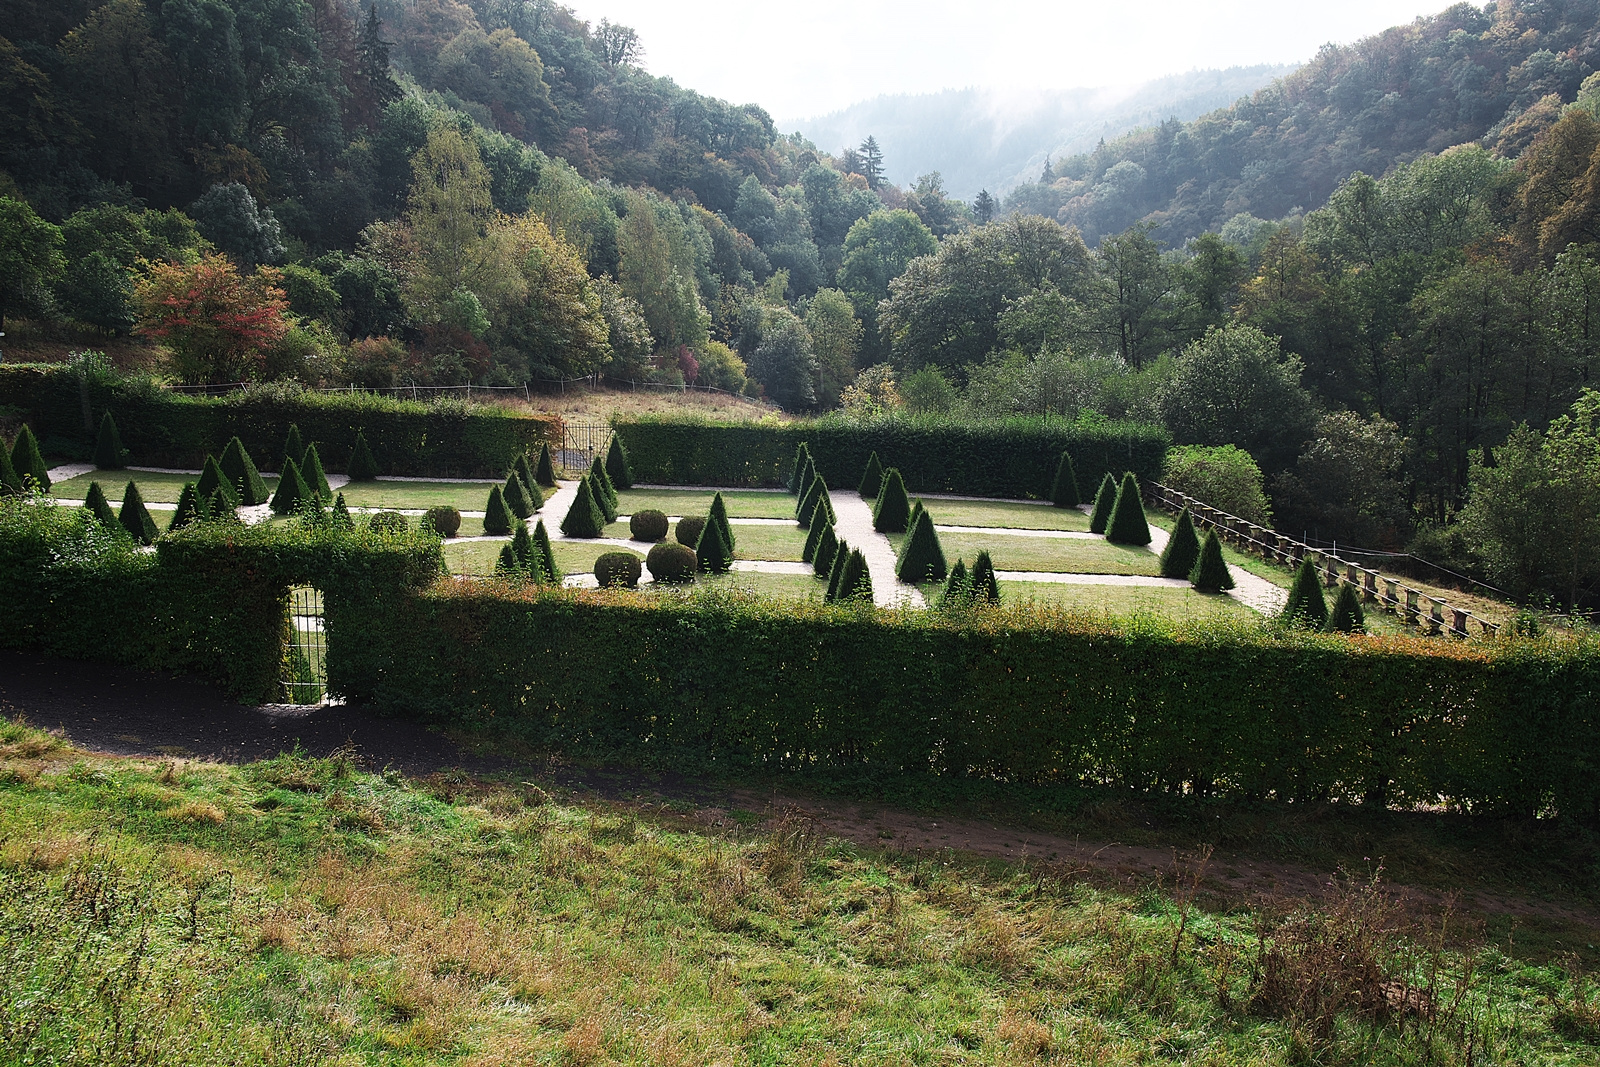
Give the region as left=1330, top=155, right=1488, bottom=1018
left=829, top=490, right=923, bottom=608
left=1144, top=520, right=1285, bottom=615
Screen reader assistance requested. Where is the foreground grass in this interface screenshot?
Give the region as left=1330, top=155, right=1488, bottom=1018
left=4, top=718, right=1599, bottom=1065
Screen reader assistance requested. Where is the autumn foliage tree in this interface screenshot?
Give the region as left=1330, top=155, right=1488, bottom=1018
left=134, top=253, right=290, bottom=384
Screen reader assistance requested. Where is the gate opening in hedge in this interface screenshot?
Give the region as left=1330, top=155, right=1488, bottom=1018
left=285, top=586, right=327, bottom=704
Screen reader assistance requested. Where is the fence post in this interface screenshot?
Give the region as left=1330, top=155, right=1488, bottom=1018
left=1404, top=588, right=1420, bottom=628
left=1450, top=607, right=1469, bottom=638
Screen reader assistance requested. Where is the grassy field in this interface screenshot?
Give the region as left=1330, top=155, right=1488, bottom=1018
left=935, top=532, right=1163, bottom=576
left=2, top=717, right=1595, bottom=1066
left=526, top=383, right=781, bottom=422
left=615, top=488, right=796, bottom=520
left=922, top=499, right=1090, bottom=532
left=999, top=581, right=1260, bottom=621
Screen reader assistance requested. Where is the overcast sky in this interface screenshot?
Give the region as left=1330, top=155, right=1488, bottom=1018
left=564, top=0, right=1435, bottom=123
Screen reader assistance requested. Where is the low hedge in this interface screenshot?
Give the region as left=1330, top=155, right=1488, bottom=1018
left=613, top=413, right=1170, bottom=499
left=0, top=364, right=560, bottom=477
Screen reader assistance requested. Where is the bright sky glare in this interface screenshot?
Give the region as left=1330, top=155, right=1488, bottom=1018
left=564, top=0, right=1435, bottom=123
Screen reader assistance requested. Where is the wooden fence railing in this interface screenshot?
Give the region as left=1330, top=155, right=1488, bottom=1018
left=1146, top=483, right=1500, bottom=639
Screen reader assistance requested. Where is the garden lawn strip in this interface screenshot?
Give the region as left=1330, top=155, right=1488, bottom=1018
left=936, top=531, right=1164, bottom=576
left=614, top=488, right=798, bottom=519
left=919, top=498, right=1092, bottom=531
left=998, top=580, right=1260, bottom=621
left=51, top=470, right=277, bottom=505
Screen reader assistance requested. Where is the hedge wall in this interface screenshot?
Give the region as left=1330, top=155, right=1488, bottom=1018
left=340, top=583, right=1600, bottom=820
left=612, top=414, right=1171, bottom=498
left=0, top=364, right=561, bottom=477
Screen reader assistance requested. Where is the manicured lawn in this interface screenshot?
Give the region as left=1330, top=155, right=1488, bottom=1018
left=691, top=570, right=822, bottom=600
left=50, top=470, right=276, bottom=505
left=338, top=478, right=507, bottom=512
left=615, top=488, right=795, bottom=519
left=999, top=580, right=1259, bottom=621
left=598, top=519, right=806, bottom=562
left=921, top=498, right=1090, bottom=531
left=936, top=531, right=1163, bottom=576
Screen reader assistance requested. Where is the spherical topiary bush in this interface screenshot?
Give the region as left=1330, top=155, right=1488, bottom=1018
left=369, top=510, right=408, bottom=534
left=424, top=505, right=462, bottom=537
left=594, top=551, right=643, bottom=588
left=630, top=508, right=669, bottom=542
left=647, top=542, right=697, bottom=583
left=675, top=515, right=706, bottom=547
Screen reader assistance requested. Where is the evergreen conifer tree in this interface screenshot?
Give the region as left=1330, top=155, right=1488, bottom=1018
left=94, top=412, right=125, bottom=469
left=219, top=438, right=268, bottom=504
left=515, top=454, right=539, bottom=499
left=1088, top=473, right=1117, bottom=534
left=970, top=551, right=1001, bottom=603
left=118, top=481, right=157, bottom=544
left=504, top=472, right=533, bottom=519
left=495, top=543, right=519, bottom=575
left=533, top=519, right=559, bottom=581
left=696, top=511, right=732, bottom=573
left=708, top=491, right=736, bottom=551
left=484, top=484, right=515, bottom=536
left=797, top=474, right=828, bottom=528
left=84, top=480, right=119, bottom=529
left=1189, top=531, right=1235, bottom=592
left=825, top=539, right=849, bottom=600
left=301, top=444, right=332, bottom=500
left=796, top=453, right=817, bottom=502
left=525, top=478, right=544, bottom=512
left=1106, top=472, right=1152, bottom=545
left=168, top=482, right=203, bottom=532
left=872, top=468, right=910, bottom=532
left=1159, top=508, right=1202, bottom=579
left=897, top=509, right=949, bottom=583
left=332, top=493, right=354, bottom=529
left=839, top=549, right=873, bottom=602
left=802, top=510, right=827, bottom=562
left=1282, top=559, right=1329, bottom=628
left=560, top=476, right=606, bottom=538
left=787, top=442, right=812, bottom=493
left=270, top=457, right=312, bottom=515
left=207, top=488, right=240, bottom=523
left=1328, top=583, right=1366, bottom=633
left=11, top=425, right=49, bottom=491
left=813, top=521, right=838, bottom=577
left=907, top=498, right=924, bottom=533
left=942, top=559, right=971, bottom=605
left=280, top=424, right=305, bottom=472
left=346, top=431, right=380, bottom=480
left=196, top=455, right=240, bottom=509
left=534, top=442, right=557, bottom=487
left=859, top=451, right=884, bottom=499
left=0, top=439, right=20, bottom=496
left=605, top=436, right=633, bottom=489
left=1050, top=451, right=1080, bottom=508
left=511, top=522, right=534, bottom=568
left=589, top=456, right=618, bottom=522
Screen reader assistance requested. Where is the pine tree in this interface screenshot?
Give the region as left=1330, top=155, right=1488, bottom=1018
left=270, top=457, right=312, bottom=516
left=787, top=442, right=812, bottom=493
left=1189, top=531, right=1235, bottom=593
left=84, top=480, right=119, bottom=528
left=533, top=519, right=559, bottom=581
left=589, top=456, right=617, bottom=522
left=1159, top=508, right=1201, bottom=579
left=504, top=471, right=533, bottom=519
left=825, top=539, right=849, bottom=600
left=896, top=509, right=949, bottom=584
left=332, top=492, right=354, bottom=529
left=356, top=2, right=401, bottom=111
left=872, top=468, right=910, bottom=532
left=94, top=412, right=126, bottom=470
left=484, top=484, right=515, bottom=536
left=696, top=511, right=732, bottom=573
left=813, top=521, right=838, bottom=578
left=11, top=425, right=49, bottom=491
left=511, top=523, right=534, bottom=568
left=1088, top=473, right=1117, bottom=534
left=560, top=476, right=606, bottom=538
left=942, top=559, right=971, bottom=605
left=281, top=424, right=305, bottom=472
left=1105, top=472, right=1152, bottom=545
left=168, top=482, right=203, bottom=532
left=1328, top=583, right=1366, bottom=634
left=301, top=443, right=332, bottom=500
left=196, top=454, right=240, bottom=509
left=1282, top=559, right=1329, bottom=628
left=118, top=481, right=157, bottom=544
left=1050, top=451, right=1079, bottom=508
left=0, top=439, right=20, bottom=496
left=858, top=450, right=884, bottom=499
left=219, top=438, right=268, bottom=504
left=534, top=442, right=557, bottom=487
left=797, top=474, right=828, bottom=528
left=708, top=491, right=736, bottom=551
left=605, top=436, right=633, bottom=490
left=839, top=549, right=873, bottom=601
left=970, top=550, right=1001, bottom=603
left=859, top=135, right=885, bottom=190
left=347, top=431, right=380, bottom=480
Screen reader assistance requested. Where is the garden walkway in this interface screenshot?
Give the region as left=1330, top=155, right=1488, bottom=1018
left=831, top=491, right=926, bottom=608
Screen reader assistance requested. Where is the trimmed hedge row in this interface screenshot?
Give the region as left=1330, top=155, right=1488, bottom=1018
left=612, top=414, right=1170, bottom=498
left=0, top=364, right=561, bottom=478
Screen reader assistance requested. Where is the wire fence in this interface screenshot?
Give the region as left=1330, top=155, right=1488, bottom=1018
left=164, top=374, right=776, bottom=411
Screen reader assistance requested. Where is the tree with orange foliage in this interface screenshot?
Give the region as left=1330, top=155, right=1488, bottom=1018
left=134, top=253, right=290, bottom=384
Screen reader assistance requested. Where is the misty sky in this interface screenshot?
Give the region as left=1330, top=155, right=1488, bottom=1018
left=564, top=0, right=1434, bottom=123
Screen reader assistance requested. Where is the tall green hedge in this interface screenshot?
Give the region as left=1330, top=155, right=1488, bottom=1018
left=0, top=365, right=559, bottom=477
left=614, top=414, right=1169, bottom=499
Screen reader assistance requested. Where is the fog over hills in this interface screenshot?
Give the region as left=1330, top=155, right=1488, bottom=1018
left=788, top=65, right=1298, bottom=201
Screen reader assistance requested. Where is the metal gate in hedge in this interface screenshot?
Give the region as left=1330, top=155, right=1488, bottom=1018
left=560, top=416, right=612, bottom=474
left=284, top=586, right=327, bottom=704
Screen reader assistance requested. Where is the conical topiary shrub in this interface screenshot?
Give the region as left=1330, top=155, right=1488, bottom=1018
left=11, top=425, right=49, bottom=491
left=605, top=436, right=633, bottom=490
left=696, top=511, right=732, bottom=573
left=1282, top=559, right=1329, bottom=629
left=796, top=453, right=817, bottom=503
left=837, top=549, right=873, bottom=602
left=220, top=437, right=268, bottom=504
left=797, top=474, right=828, bottom=529
left=270, top=457, right=312, bottom=516
left=907, top=498, right=924, bottom=534
left=484, top=484, right=515, bottom=536
left=504, top=472, right=533, bottom=520
left=1328, top=582, right=1366, bottom=634
left=524, top=478, right=544, bottom=512
left=825, top=539, right=849, bottom=600
left=813, top=520, right=838, bottom=578
left=84, top=480, right=119, bottom=529
left=495, top=543, right=519, bottom=576
left=802, top=510, right=828, bottom=562
left=1159, top=508, right=1201, bottom=579
left=533, top=519, right=559, bottom=581
left=0, top=440, right=20, bottom=496
left=301, top=443, right=332, bottom=500
left=94, top=412, right=126, bottom=469
left=332, top=492, right=354, bottom=529
left=1050, top=451, right=1079, bottom=508
left=1189, top=531, right=1235, bottom=593
left=511, top=522, right=534, bottom=569
left=970, top=550, right=1000, bottom=604
left=346, top=431, right=379, bottom=480
left=942, top=559, right=971, bottom=606
left=560, top=476, right=606, bottom=538
left=206, top=487, right=241, bottom=523
left=859, top=450, right=884, bottom=499
left=280, top=424, right=305, bottom=473
left=708, top=491, right=736, bottom=552
left=897, top=509, right=948, bottom=584
left=118, top=481, right=157, bottom=544
left=787, top=442, right=812, bottom=493
left=1088, top=473, right=1116, bottom=535
left=589, top=455, right=617, bottom=522
left=1106, top=472, right=1152, bottom=546
left=197, top=454, right=240, bottom=509
left=534, top=441, right=557, bottom=487
left=168, top=482, right=204, bottom=532
left=873, top=468, right=910, bottom=532
left=515, top=454, right=539, bottom=500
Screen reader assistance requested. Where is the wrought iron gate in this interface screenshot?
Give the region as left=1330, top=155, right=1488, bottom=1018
left=284, top=586, right=327, bottom=704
